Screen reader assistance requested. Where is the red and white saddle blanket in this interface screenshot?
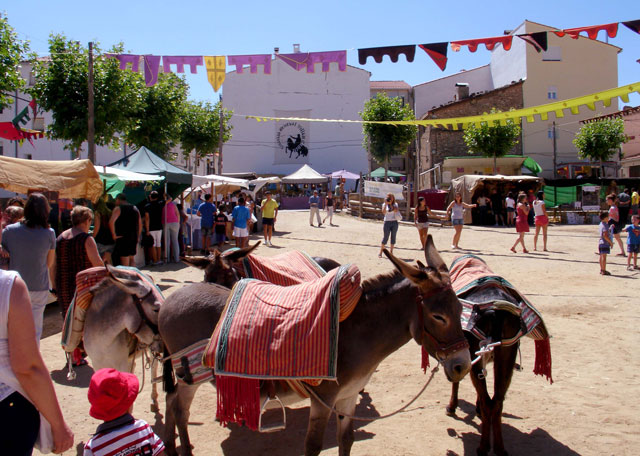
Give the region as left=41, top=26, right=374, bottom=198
left=222, top=249, right=326, bottom=285
left=449, top=254, right=552, bottom=382
left=61, top=266, right=163, bottom=352
left=203, top=264, right=362, bottom=430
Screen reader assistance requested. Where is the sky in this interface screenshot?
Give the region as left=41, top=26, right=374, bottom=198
left=4, top=0, right=640, bottom=111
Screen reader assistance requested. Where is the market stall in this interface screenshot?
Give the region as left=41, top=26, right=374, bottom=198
left=281, top=164, right=329, bottom=209
left=95, top=165, right=165, bottom=199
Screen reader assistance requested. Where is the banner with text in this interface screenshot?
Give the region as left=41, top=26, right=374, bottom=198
left=274, top=109, right=311, bottom=165
left=364, top=181, right=405, bottom=200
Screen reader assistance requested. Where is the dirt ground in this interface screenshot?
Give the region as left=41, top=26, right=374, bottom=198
left=35, top=209, right=639, bottom=455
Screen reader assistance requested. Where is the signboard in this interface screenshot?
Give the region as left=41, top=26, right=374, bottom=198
left=581, top=185, right=600, bottom=211
left=364, top=180, right=404, bottom=200
left=274, top=109, right=311, bottom=165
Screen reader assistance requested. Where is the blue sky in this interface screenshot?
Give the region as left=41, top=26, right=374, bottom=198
left=5, top=1, right=639, bottom=109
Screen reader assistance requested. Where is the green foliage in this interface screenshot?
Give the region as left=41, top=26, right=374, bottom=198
left=573, top=117, right=627, bottom=163
left=359, top=93, right=417, bottom=165
left=124, top=73, right=189, bottom=159
left=29, top=35, right=142, bottom=154
left=0, top=14, right=29, bottom=110
left=179, top=100, right=233, bottom=159
left=463, top=108, right=521, bottom=162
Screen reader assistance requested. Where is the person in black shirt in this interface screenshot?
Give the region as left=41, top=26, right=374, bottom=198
left=490, top=188, right=505, bottom=227
left=109, top=193, right=141, bottom=266
left=144, top=191, right=165, bottom=265
left=214, top=205, right=228, bottom=247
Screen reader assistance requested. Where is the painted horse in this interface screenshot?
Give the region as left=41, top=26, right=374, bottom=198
left=159, top=236, right=472, bottom=455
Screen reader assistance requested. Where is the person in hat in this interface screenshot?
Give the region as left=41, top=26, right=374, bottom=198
left=84, top=368, right=165, bottom=456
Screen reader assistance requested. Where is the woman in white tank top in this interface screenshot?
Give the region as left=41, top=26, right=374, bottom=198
left=533, top=190, right=549, bottom=251
left=446, top=192, right=477, bottom=249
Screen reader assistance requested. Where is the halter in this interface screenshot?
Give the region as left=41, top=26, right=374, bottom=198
left=131, top=288, right=159, bottom=336
left=416, top=285, right=469, bottom=362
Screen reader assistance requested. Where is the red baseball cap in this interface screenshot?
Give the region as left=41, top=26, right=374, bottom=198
left=88, top=368, right=139, bottom=421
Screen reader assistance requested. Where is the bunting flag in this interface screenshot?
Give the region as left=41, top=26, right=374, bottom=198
left=418, top=42, right=448, bottom=71
left=622, top=20, right=640, bottom=34
left=28, top=99, right=37, bottom=118
left=245, top=82, right=639, bottom=130
left=12, top=106, right=31, bottom=128
left=107, top=54, right=141, bottom=72
left=162, top=55, right=204, bottom=74
left=0, top=122, right=44, bottom=142
left=143, top=55, right=161, bottom=87
left=204, top=56, right=226, bottom=92
left=555, top=22, right=619, bottom=40
left=517, top=32, right=548, bottom=53
left=358, top=45, right=416, bottom=64
left=277, top=51, right=347, bottom=73
left=227, top=54, right=272, bottom=75
left=450, top=35, right=513, bottom=52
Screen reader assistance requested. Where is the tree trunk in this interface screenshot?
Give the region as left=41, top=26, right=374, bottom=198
left=384, top=156, right=389, bottom=181
left=493, top=154, right=498, bottom=175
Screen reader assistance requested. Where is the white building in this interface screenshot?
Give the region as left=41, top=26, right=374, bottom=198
left=414, top=20, right=621, bottom=179
left=222, top=50, right=371, bottom=176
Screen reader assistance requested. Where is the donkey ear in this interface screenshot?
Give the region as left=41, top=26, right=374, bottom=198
left=223, top=241, right=261, bottom=262
left=416, top=260, right=426, bottom=269
left=105, top=265, right=151, bottom=298
left=424, top=235, right=448, bottom=274
left=182, top=256, right=213, bottom=269
left=383, top=248, right=426, bottom=284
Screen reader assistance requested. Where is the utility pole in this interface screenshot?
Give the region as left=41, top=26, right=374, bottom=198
left=87, top=42, right=96, bottom=163
left=552, top=121, right=557, bottom=205
left=14, top=89, right=18, bottom=157
left=217, top=95, right=224, bottom=175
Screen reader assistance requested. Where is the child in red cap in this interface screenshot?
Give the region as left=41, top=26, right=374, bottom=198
left=84, top=368, right=165, bottom=456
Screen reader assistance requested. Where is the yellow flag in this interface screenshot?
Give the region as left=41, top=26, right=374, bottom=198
left=204, top=56, right=226, bottom=92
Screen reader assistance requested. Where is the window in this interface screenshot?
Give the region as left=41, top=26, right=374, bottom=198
left=25, top=153, right=32, bottom=160
left=542, top=46, right=562, bottom=61
left=547, top=86, right=558, bottom=100
left=33, top=117, right=45, bottom=131
left=547, top=125, right=558, bottom=139
left=0, top=142, right=3, bottom=155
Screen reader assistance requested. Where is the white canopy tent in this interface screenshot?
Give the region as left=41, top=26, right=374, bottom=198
left=95, top=165, right=165, bottom=182
left=248, top=176, right=281, bottom=198
left=281, top=164, right=329, bottom=184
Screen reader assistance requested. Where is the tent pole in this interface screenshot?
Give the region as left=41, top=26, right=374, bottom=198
left=164, top=181, right=168, bottom=263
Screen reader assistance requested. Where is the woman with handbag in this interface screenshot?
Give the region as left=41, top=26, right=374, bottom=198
left=378, top=193, right=401, bottom=258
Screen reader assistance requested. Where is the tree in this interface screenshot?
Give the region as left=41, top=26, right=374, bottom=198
left=360, top=93, right=417, bottom=179
left=463, top=108, right=521, bottom=174
left=30, top=35, right=142, bottom=157
left=0, top=13, right=29, bottom=110
left=573, top=117, right=627, bottom=177
left=124, top=73, right=189, bottom=159
left=179, top=100, right=233, bottom=170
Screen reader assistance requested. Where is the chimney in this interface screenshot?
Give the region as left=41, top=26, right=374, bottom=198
left=455, top=83, right=469, bottom=101
left=293, top=44, right=301, bottom=53
left=274, top=47, right=279, bottom=54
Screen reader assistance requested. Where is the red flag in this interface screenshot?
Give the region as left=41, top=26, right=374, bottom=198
left=418, top=42, right=448, bottom=71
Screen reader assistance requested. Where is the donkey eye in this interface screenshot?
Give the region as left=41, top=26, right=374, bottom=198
left=432, top=315, right=447, bottom=325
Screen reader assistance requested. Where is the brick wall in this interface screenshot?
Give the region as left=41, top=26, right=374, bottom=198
left=420, top=82, right=524, bottom=185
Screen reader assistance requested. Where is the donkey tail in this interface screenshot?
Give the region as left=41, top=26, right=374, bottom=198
left=162, top=346, right=176, bottom=394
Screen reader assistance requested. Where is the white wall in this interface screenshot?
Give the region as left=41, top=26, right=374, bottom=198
left=413, top=65, right=493, bottom=119
left=490, top=23, right=527, bottom=89
left=222, top=58, right=370, bottom=176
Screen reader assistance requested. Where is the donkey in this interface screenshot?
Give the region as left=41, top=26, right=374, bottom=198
left=182, top=241, right=341, bottom=288
left=445, top=285, right=522, bottom=456
left=83, top=266, right=164, bottom=409
left=159, top=235, right=472, bottom=455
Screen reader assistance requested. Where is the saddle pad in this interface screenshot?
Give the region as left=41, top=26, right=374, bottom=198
left=241, top=250, right=326, bottom=285
left=61, top=266, right=163, bottom=352
left=170, top=339, right=213, bottom=386
left=450, top=254, right=549, bottom=340
left=204, top=264, right=361, bottom=378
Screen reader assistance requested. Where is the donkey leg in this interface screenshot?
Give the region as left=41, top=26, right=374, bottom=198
left=469, top=365, right=493, bottom=456
left=163, top=387, right=180, bottom=456
left=150, top=359, right=159, bottom=412
left=335, top=395, right=358, bottom=456
left=490, top=346, right=519, bottom=456
left=304, top=396, right=333, bottom=456
left=174, top=384, right=199, bottom=456
left=446, top=382, right=460, bottom=416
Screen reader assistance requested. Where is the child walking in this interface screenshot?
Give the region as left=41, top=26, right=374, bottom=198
left=598, top=212, right=614, bottom=276
left=84, top=368, right=165, bottom=456
left=623, top=214, right=640, bottom=271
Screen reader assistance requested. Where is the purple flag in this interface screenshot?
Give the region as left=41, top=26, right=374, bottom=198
left=227, top=54, right=272, bottom=75
left=106, top=54, right=140, bottom=72
left=144, top=55, right=161, bottom=87
left=307, top=51, right=346, bottom=73
left=162, top=56, right=204, bottom=74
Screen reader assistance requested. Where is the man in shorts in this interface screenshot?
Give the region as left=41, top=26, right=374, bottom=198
left=144, top=191, right=164, bottom=265
left=231, top=197, right=251, bottom=248
left=260, top=191, right=279, bottom=246
left=197, top=194, right=216, bottom=255
left=213, top=205, right=228, bottom=247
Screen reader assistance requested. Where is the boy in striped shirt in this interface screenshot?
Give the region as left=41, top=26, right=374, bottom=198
left=84, top=368, right=165, bottom=456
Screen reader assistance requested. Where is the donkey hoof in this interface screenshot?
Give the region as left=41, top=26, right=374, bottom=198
left=150, top=403, right=159, bottom=413
left=445, top=406, right=456, bottom=416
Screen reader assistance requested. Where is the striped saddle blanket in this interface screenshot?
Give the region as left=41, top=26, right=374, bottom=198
left=61, top=266, right=163, bottom=353
left=222, top=249, right=326, bottom=285
left=203, top=264, right=362, bottom=430
left=449, top=254, right=552, bottom=382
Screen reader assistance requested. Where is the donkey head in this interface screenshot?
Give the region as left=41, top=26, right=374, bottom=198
left=383, top=235, right=471, bottom=382
left=182, top=242, right=261, bottom=288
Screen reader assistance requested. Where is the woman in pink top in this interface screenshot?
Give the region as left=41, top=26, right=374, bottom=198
left=162, top=196, right=181, bottom=263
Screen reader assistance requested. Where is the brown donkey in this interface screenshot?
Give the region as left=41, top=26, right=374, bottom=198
left=159, top=235, right=471, bottom=455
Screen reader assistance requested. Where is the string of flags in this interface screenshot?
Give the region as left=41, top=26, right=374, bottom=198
left=244, top=82, right=640, bottom=130
left=104, top=19, right=639, bottom=93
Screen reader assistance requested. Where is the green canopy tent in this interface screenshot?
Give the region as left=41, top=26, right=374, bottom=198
left=108, top=146, right=192, bottom=200
left=368, top=167, right=405, bottom=178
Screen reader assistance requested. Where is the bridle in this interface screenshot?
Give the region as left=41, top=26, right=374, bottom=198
left=131, top=288, right=159, bottom=336
left=416, top=285, right=469, bottom=362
